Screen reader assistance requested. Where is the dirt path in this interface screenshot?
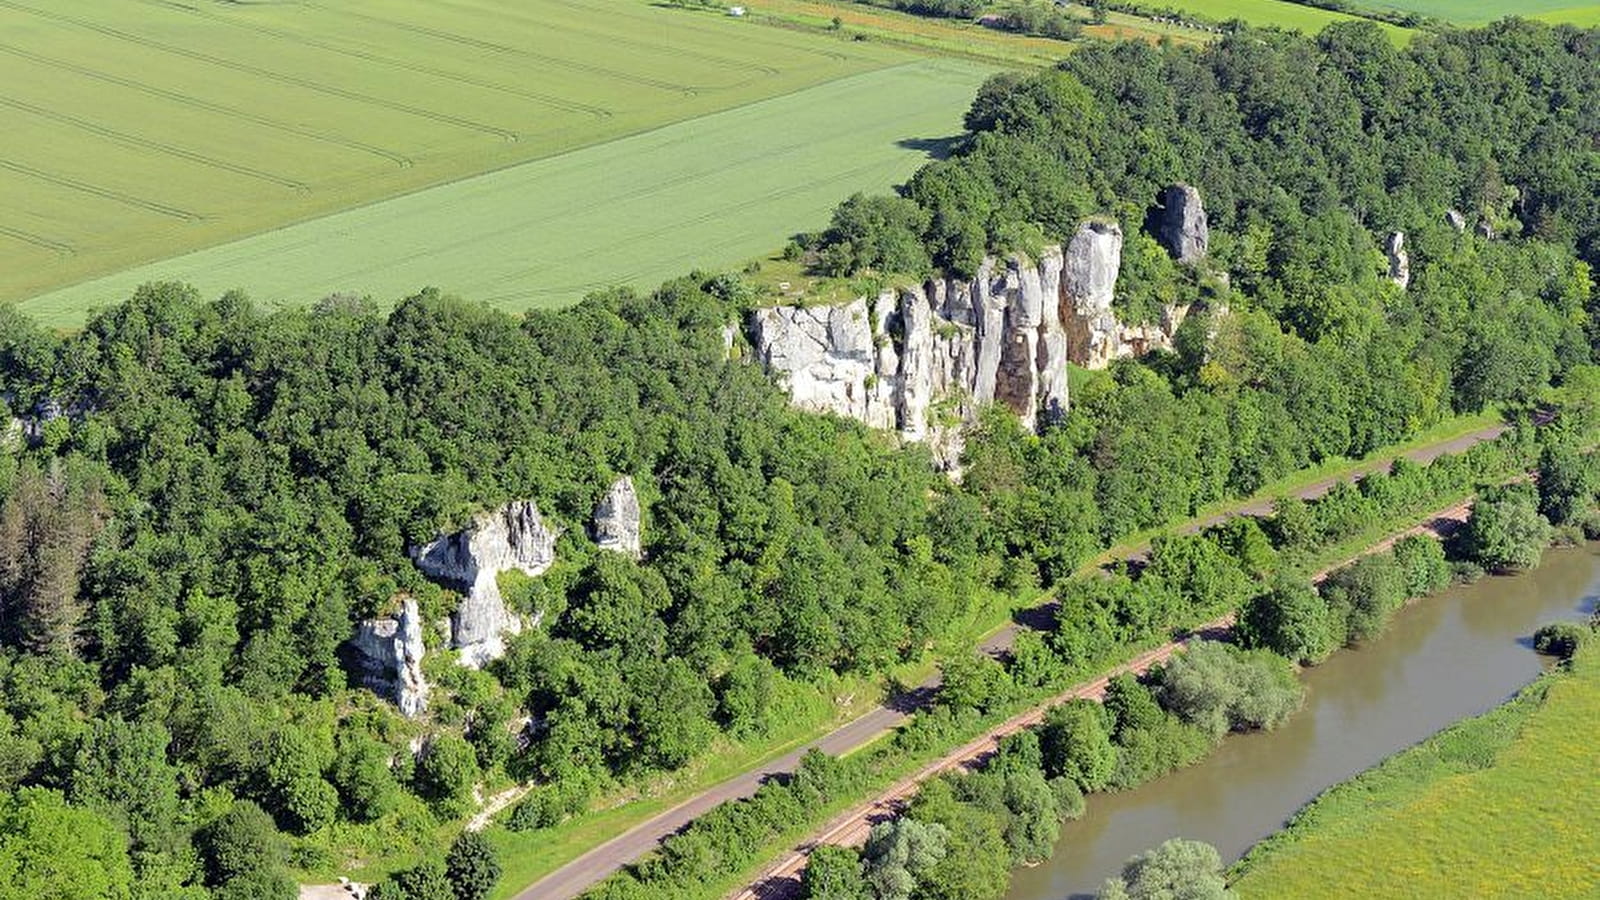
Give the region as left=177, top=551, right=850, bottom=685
left=513, top=423, right=1506, bottom=900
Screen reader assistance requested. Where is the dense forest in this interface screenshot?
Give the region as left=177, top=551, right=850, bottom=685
left=2, top=16, right=1600, bottom=900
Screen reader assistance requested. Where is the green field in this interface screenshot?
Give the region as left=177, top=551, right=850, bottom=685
left=1358, top=0, right=1600, bottom=23
left=0, top=0, right=940, bottom=308
left=1233, top=647, right=1600, bottom=898
left=1126, top=0, right=1411, bottom=37
left=16, top=58, right=991, bottom=326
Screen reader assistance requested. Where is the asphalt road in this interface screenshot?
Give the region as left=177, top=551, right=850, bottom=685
left=514, top=421, right=1509, bottom=900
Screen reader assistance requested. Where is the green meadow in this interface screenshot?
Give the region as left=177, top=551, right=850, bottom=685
left=1233, top=646, right=1600, bottom=898
left=0, top=0, right=935, bottom=308
left=16, top=59, right=991, bottom=326
left=1359, top=0, right=1600, bottom=23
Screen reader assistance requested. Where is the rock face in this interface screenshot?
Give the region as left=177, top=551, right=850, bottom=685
left=592, top=476, right=642, bottom=559
left=1159, top=184, right=1209, bottom=265
left=410, top=501, right=559, bottom=667
left=1385, top=231, right=1410, bottom=289
left=1446, top=209, right=1468, bottom=232
left=751, top=223, right=1187, bottom=468
left=350, top=597, right=428, bottom=718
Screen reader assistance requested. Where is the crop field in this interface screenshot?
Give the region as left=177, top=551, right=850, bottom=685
left=0, top=0, right=928, bottom=307
left=1134, top=0, right=1411, bottom=37
left=1359, top=0, right=1600, bottom=23
left=17, top=59, right=993, bottom=326
left=1233, top=648, right=1600, bottom=898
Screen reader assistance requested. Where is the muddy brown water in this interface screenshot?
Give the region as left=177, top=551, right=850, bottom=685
left=1004, top=544, right=1600, bottom=900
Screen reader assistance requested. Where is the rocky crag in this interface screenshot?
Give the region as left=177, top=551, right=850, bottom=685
left=751, top=194, right=1211, bottom=467
left=350, top=597, right=428, bottom=718
left=351, top=476, right=645, bottom=712
left=592, top=476, right=643, bottom=560
left=410, top=500, right=560, bottom=668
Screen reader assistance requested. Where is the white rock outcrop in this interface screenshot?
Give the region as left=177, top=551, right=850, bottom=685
left=1159, top=184, right=1210, bottom=265
left=410, top=501, right=559, bottom=667
left=592, top=476, right=642, bottom=559
left=349, top=597, right=428, bottom=718
left=1446, top=209, right=1468, bottom=232
left=751, top=222, right=1188, bottom=468
left=1385, top=231, right=1410, bottom=289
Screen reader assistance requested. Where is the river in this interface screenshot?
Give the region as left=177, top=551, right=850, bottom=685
left=1004, top=543, right=1600, bottom=900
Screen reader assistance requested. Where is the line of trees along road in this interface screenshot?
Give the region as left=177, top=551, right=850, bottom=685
left=2, top=14, right=1600, bottom=900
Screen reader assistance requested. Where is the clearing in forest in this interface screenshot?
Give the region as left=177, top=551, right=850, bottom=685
left=17, top=59, right=993, bottom=326
left=0, top=0, right=927, bottom=306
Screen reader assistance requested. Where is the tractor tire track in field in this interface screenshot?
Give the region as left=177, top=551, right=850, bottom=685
left=0, top=95, right=310, bottom=192
left=0, top=42, right=414, bottom=168
left=302, top=0, right=705, bottom=96
left=0, top=225, right=74, bottom=257
left=476, top=156, right=916, bottom=303
left=132, top=0, right=613, bottom=119
left=0, top=0, right=521, bottom=141
left=0, top=159, right=201, bottom=221
left=434, top=0, right=784, bottom=79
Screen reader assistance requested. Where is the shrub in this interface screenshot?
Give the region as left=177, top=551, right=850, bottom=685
left=1155, top=644, right=1303, bottom=739
left=1098, top=838, right=1232, bottom=900
left=1038, top=699, right=1116, bottom=792
left=1237, top=576, right=1340, bottom=664
left=1532, top=622, right=1590, bottom=660
left=1391, top=535, right=1452, bottom=598
left=198, top=800, right=284, bottom=887
left=1461, top=491, right=1552, bottom=572
left=445, top=832, right=501, bottom=900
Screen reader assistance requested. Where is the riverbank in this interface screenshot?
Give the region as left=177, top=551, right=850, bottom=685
left=500, top=417, right=1513, bottom=900
left=732, top=496, right=1483, bottom=900
left=1230, top=642, right=1600, bottom=898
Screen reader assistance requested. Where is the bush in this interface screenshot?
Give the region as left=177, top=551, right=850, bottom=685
left=1461, top=491, right=1553, bottom=572
left=1532, top=622, right=1590, bottom=660
left=1321, top=553, right=1407, bottom=644
left=1038, top=699, right=1116, bottom=792
left=1391, top=535, right=1452, bottom=599
left=1237, top=576, right=1340, bottom=664
left=445, top=832, right=501, bottom=900
left=415, top=735, right=480, bottom=817
left=1098, top=837, right=1232, bottom=900
left=1155, top=644, right=1303, bottom=739
left=198, top=800, right=285, bottom=887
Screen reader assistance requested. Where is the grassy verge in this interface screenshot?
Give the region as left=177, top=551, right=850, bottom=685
left=1231, top=645, right=1600, bottom=897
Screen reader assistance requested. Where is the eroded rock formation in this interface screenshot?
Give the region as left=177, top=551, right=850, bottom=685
left=410, top=501, right=559, bottom=667
left=752, top=221, right=1189, bottom=468
left=1386, top=231, right=1410, bottom=289
left=593, top=476, right=642, bottom=559
left=350, top=597, right=428, bottom=717
left=1159, top=184, right=1209, bottom=265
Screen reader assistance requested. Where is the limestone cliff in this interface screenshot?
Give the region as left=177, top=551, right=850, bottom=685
left=751, top=219, right=1188, bottom=468
left=349, top=597, right=428, bottom=717
left=1159, top=184, right=1210, bottom=265
left=1386, top=231, right=1411, bottom=289
left=592, top=476, right=642, bottom=559
left=410, top=501, right=559, bottom=667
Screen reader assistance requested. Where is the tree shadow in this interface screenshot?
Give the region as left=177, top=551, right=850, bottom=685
left=896, top=135, right=962, bottom=160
